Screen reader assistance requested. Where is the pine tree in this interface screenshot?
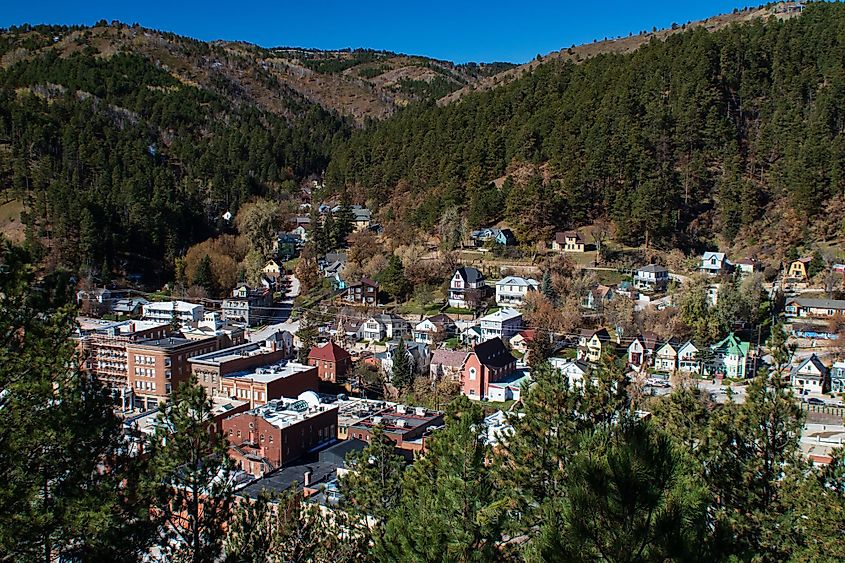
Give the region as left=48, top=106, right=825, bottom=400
left=0, top=242, right=155, bottom=560
left=527, top=421, right=713, bottom=562
left=390, top=338, right=415, bottom=391
left=650, top=384, right=712, bottom=455
left=379, top=255, right=409, bottom=302
left=147, top=380, right=234, bottom=562
left=540, top=268, right=554, bottom=300
left=295, top=313, right=318, bottom=364
left=381, top=396, right=506, bottom=561
left=340, top=424, right=405, bottom=536
left=192, top=254, right=215, bottom=293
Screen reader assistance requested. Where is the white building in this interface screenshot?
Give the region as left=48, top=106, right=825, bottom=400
left=495, top=276, right=540, bottom=307
left=142, top=300, right=204, bottom=325
left=549, top=357, right=590, bottom=388
left=634, top=264, right=669, bottom=292
left=791, top=354, right=829, bottom=395
left=448, top=267, right=487, bottom=309
left=479, top=308, right=523, bottom=342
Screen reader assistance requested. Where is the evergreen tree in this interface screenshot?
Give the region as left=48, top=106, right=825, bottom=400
left=147, top=380, right=234, bottom=562
left=340, top=424, right=405, bottom=537
left=380, top=255, right=409, bottom=302
left=0, top=242, right=154, bottom=560
left=527, top=421, right=712, bottom=562
left=192, top=254, right=215, bottom=293
left=649, top=383, right=712, bottom=455
left=390, top=339, right=415, bottom=391
left=334, top=198, right=355, bottom=245
left=295, top=313, right=318, bottom=364
left=540, top=268, right=555, bottom=300
left=381, top=396, right=506, bottom=561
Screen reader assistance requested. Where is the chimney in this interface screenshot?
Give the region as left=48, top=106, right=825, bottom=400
left=303, top=468, right=312, bottom=487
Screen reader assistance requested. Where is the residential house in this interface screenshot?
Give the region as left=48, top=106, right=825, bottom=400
left=700, top=252, right=731, bottom=276
left=413, top=314, right=455, bottom=345
left=785, top=297, right=845, bottom=318
left=222, top=284, right=272, bottom=327
left=654, top=341, right=679, bottom=373
left=787, top=257, right=812, bottom=280
left=262, top=259, right=284, bottom=283
left=578, top=328, right=612, bottom=363
left=710, top=333, right=753, bottom=379
left=734, top=258, right=760, bottom=277
left=341, top=278, right=379, bottom=305
left=495, top=276, right=540, bottom=307
left=582, top=284, right=614, bottom=311
left=448, top=267, right=489, bottom=309
left=376, top=341, right=432, bottom=377
left=552, top=231, right=585, bottom=252
left=791, top=354, right=829, bottom=395
left=429, top=349, right=470, bottom=381
left=307, top=341, right=353, bottom=383
left=549, top=357, right=590, bottom=388
left=479, top=307, right=524, bottom=342
left=470, top=227, right=516, bottom=247
left=634, top=264, right=669, bottom=292
left=275, top=233, right=300, bottom=260
left=112, top=297, right=149, bottom=318
left=830, top=361, right=845, bottom=393
left=677, top=341, right=702, bottom=374
left=461, top=338, right=517, bottom=400
left=509, top=329, right=536, bottom=358
left=351, top=205, right=372, bottom=232
left=627, top=332, right=660, bottom=370
left=76, top=287, right=114, bottom=306
left=487, top=372, right=531, bottom=402
left=360, top=314, right=410, bottom=342
left=142, top=300, right=204, bottom=326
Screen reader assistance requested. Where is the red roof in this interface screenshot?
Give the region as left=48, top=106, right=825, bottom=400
left=308, top=341, right=352, bottom=362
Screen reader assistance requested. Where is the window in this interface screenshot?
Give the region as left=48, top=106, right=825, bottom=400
left=237, top=430, right=241, bottom=438
left=268, top=435, right=273, bottom=443
left=469, top=367, right=477, bottom=381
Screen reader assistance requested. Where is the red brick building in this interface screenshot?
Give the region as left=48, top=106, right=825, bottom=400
left=346, top=403, right=444, bottom=452
left=222, top=394, right=338, bottom=477
left=307, top=341, right=353, bottom=383
left=220, top=362, right=318, bottom=408
left=461, top=337, right=517, bottom=400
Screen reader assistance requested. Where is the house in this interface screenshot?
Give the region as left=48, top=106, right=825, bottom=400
left=734, top=258, right=760, bottom=277
left=549, top=357, right=590, bottom=388
left=470, top=227, right=516, bottom=247
left=509, top=329, right=536, bottom=358
left=627, top=332, right=660, bottom=370
left=677, top=341, right=702, bottom=374
left=222, top=284, right=272, bottom=327
left=582, top=285, right=614, bottom=311
left=615, top=281, right=639, bottom=300
left=830, top=361, right=845, bottom=393
left=142, top=300, right=204, bottom=326
left=487, top=371, right=531, bottom=402
left=578, top=328, right=612, bottom=363
left=495, top=276, right=540, bottom=307
left=341, top=278, right=379, bottom=305
left=461, top=338, right=517, bottom=400
left=785, top=298, right=845, bottom=318
left=76, top=287, right=114, bottom=305
left=377, top=341, right=431, bottom=377
left=274, top=233, right=300, bottom=260
left=351, top=205, right=372, bottom=232
left=634, top=264, right=669, bottom=292
left=308, top=341, right=353, bottom=383
left=787, top=257, right=812, bottom=280
left=262, top=259, right=284, bottom=283
left=552, top=231, right=585, bottom=253
left=791, top=354, right=829, bottom=395
left=479, top=308, right=524, bottom=342
left=790, top=323, right=838, bottom=341
left=448, top=267, right=489, bottom=309
left=429, top=349, right=470, bottom=381
left=710, top=333, right=752, bottom=379
left=361, top=314, right=410, bottom=342
left=654, top=341, right=678, bottom=373
left=700, top=252, right=731, bottom=276
left=112, top=297, right=149, bottom=317
left=413, top=314, right=455, bottom=345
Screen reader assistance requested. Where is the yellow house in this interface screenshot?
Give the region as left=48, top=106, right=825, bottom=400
left=262, top=259, right=283, bottom=280
left=787, top=257, right=811, bottom=280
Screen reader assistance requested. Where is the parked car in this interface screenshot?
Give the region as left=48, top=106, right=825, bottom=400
left=806, top=397, right=826, bottom=406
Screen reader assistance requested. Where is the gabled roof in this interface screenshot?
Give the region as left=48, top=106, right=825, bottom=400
left=579, top=327, right=610, bottom=341
left=787, top=297, right=845, bottom=310
left=711, top=333, right=750, bottom=356
left=555, top=230, right=584, bottom=244
left=656, top=341, right=678, bottom=355
left=479, top=307, right=522, bottom=323
left=677, top=340, right=700, bottom=354
left=472, top=337, right=516, bottom=369
left=431, top=349, right=470, bottom=368
left=636, top=264, right=668, bottom=274
left=496, top=276, right=540, bottom=288
left=702, top=251, right=726, bottom=262
left=791, top=354, right=827, bottom=378
left=455, top=267, right=484, bottom=284
left=308, top=341, right=352, bottom=362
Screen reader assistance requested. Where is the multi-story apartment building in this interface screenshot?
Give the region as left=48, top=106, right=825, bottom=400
left=142, top=300, right=204, bottom=325
left=479, top=307, right=523, bottom=342
left=220, top=361, right=319, bottom=408
left=221, top=283, right=273, bottom=327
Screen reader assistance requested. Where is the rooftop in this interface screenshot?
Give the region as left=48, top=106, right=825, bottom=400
left=143, top=300, right=203, bottom=313
left=131, top=336, right=211, bottom=350
left=308, top=341, right=352, bottom=363
left=479, top=307, right=522, bottom=323
left=238, top=461, right=338, bottom=499
left=238, top=392, right=337, bottom=430
left=788, top=297, right=845, bottom=309
left=496, top=276, right=540, bottom=288
left=350, top=403, right=443, bottom=434
left=223, top=361, right=315, bottom=384
left=189, top=341, right=281, bottom=367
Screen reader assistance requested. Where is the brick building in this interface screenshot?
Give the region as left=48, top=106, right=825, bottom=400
left=222, top=392, right=338, bottom=477
left=346, top=403, right=444, bottom=452
left=307, top=341, right=353, bottom=383
left=189, top=333, right=293, bottom=398
left=220, top=362, right=318, bottom=408
left=127, top=336, right=222, bottom=411
left=461, top=337, right=517, bottom=400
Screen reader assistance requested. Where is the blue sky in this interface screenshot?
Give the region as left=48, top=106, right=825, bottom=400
left=2, top=1, right=762, bottom=63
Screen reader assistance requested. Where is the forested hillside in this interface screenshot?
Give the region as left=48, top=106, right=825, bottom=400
left=0, top=23, right=348, bottom=279
left=326, top=2, right=845, bottom=254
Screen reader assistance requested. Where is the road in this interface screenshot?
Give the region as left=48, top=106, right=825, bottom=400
left=249, top=274, right=301, bottom=342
